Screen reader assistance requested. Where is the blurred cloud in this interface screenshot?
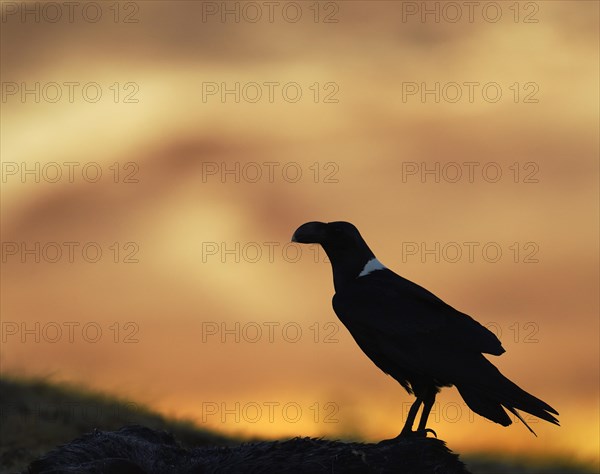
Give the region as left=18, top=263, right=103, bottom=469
left=1, top=0, right=598, bottom=463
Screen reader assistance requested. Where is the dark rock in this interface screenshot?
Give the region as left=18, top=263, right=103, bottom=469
left=27, top=425, right=471, bottom=474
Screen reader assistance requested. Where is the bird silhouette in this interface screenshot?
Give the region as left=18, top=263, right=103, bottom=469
left=292, top=221, right=559, bottom=437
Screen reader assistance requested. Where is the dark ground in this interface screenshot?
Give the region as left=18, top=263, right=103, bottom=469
left=27, top=424, right=470, bottom=474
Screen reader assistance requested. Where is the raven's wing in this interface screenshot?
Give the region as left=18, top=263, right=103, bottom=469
left=332, top=270, right=504, bottom=377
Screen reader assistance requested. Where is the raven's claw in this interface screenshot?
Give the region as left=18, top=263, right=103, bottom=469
left=396, top=428, right=437, bottom=439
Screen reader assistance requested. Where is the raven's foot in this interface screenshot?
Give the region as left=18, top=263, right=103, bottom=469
left=397, top=428, right=437, bottom=439
left=378, top=428, right=438, bottom=445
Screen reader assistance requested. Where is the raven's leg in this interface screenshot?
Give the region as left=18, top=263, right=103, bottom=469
left=398, top=397, right=422, bottom=436
left=417, top=388, right=437, bottom=437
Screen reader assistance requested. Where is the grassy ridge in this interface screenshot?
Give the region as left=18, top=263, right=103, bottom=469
left=0, top=376, right=596, bottom=474
left=0, top=376, right=236, bottom=473
left=463, top=454, right=597, bottom=474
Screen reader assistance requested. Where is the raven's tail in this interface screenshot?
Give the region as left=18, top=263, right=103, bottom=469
left=455, top=359, right=559, bottom=435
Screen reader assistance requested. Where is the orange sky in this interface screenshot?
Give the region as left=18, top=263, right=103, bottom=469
left=1, top=0, right=598, bottom=464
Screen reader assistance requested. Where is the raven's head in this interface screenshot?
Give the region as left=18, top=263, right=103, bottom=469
left=291, top=221, right=362, bottom=246
left=292, top=221, right=377, bottom=290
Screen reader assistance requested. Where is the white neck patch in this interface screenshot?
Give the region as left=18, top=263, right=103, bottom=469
left=357, top=258, right=387, bottom=278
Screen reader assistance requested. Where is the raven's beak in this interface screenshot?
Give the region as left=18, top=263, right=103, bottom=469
left=291, top=221, right=327, bottom=244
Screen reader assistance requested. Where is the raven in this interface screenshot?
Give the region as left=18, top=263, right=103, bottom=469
left=292, top=221, right=559, bottom=437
